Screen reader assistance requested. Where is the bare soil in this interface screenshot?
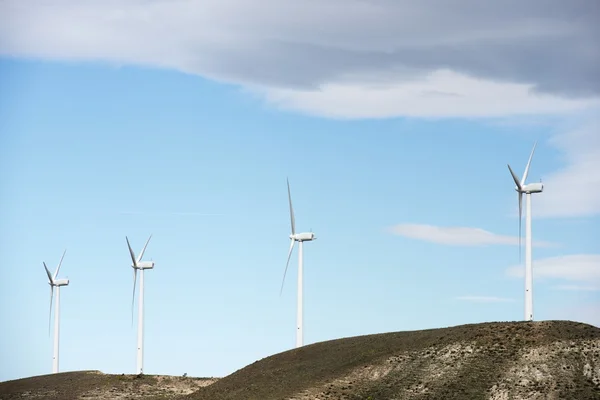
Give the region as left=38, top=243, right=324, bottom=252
left=3, top=320, right=598, bottom=400
left=0, top=371, right=218, bottom=400
left=185, top=320, right=600, bottom=400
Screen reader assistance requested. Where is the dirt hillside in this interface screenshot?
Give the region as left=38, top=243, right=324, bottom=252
left=185, top=320, right=600, bottom=400
left=0, top=370, right=218, bottom=400
left=2, top=321, right=598, bottom=400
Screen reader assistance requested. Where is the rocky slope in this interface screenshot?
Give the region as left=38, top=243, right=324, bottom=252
left=186, top=321, right=600, bottom=400
left=0, top=370, right=217, bottom=400
left=2, top=321, right=598, bottom=400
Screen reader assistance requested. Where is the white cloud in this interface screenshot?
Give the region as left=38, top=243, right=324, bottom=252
left=388, top=224, right=553, bottom=247
left=506, top=254, right=600, bottom=282
left=534, top=118, right=600, bottom=218
left=1, top=1, right=599, bottom=218
left=456, top=296, right=515, bottom=303
left=119, top=211, right=225, bottom=217
left=0, top=1, right=599, bottom=119
left=258, top=70, right=597, bottom=119
left=552, top=285, right=600, bottom=292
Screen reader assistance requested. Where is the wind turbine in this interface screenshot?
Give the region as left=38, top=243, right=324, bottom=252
left=126, top=235, right=154, bottom=375
left=280, top=179, right=316, bottom=348
left=43, top=249, right=69, bottom=374
left=507, top=142, right=544, bottom=322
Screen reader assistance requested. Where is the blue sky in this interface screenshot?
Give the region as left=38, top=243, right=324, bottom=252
left=1, top=0, right=599, bottom=383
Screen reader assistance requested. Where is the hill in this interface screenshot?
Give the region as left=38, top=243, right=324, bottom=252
left=2, top=321, right=598, bottom=399
left=0, top=370, right=218, bottom=400
left=186, top=321, right=600, bottom=400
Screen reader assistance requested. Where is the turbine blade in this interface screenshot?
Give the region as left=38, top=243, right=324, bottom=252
left=521, top=141, right=537, bottom=185
left=54, top=249, right=66, bottom=280
left=43, top=262, right=54, bottom=284
left=507, top=164, right=522, bottom=190
left=131, top=268, right=137, bottom=327
left=137, top=234, right=152, bottom=263
left=48, top=285, right=54, bottom=337
left=279, top=239, right=296, bottom=296
left=287, top=179, right=296, bottom=235
left=126, top=236, right=137, bottom=267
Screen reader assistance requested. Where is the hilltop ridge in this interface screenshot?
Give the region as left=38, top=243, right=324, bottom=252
left=186, top=320, right=600, bottom=400
left=0, top=370, right=218, bottom=399
left=1, top=321, right=598, bottom=400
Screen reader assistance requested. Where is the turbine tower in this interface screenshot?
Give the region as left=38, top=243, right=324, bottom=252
left=43, top=249, right=69, bottom=374
left=280, top=179, right=316, bottom=348
left=507, top=142, right=544, bottom=322
left=126, top=235, right=154, bottom=375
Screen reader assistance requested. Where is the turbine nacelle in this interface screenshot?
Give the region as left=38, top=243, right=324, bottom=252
left=518, top=182, right=544, bottom=194
left=291, top=232, right=317, bottom=242
left=53, top=279, right=70, bottom=286
left=132, top=261, right=155, bottom=270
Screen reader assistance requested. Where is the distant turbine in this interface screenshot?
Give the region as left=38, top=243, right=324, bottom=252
left=126, top=235, right=154, bottom=375
left=43, top=249, right=69, bottom=374
left=280, top=179, right=316, bottom=348
left=507, top=142, right=544, bottom=322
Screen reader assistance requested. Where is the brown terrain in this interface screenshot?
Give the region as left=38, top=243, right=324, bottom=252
left=0, top=371, right=218, bottom=400
left=2, top=320, right=599, bottom=400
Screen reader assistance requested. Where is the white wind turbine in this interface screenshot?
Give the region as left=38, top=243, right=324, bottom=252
left=507, top=142, right=544, bottom=322
left=126, top=235, right=154, bottom=375
left=43, top=249, right=69, bottom=374
left=280, top=179, right=316, bottom=348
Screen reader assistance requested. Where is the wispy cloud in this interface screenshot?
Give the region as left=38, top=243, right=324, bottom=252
left=119, top=211, right=226, bottom=216
left=388, top=224, right=553, bottom=247
left=552, top=284, right=600, bottom=292
left=506, top=254, right=600, bottom=282
left=261, top=71, right=597, bottom=119
left=456, top=296, right=515, bottom=303
left=535, top=118, right=600, bottom=218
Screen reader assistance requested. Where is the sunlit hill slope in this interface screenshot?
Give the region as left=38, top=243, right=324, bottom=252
left=1, top=321, right=599, bottom=399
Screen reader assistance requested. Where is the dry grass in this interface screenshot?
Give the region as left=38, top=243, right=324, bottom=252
left=185, top=320, right=600, bottom=400
left=2, top=321, right=598, bottom=400
left=0, top=371, right=217, bottom=400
